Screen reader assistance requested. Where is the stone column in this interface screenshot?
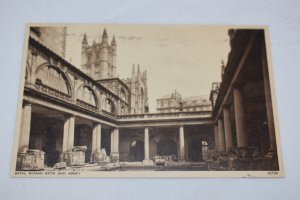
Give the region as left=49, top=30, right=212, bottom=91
left=262, top=47, right=276, bottom=152
left=110, top=129, right=114, bottom=154
left=110, top=128, right=119, bottom=162
left=91, top=124, right=101, bottom=163
left=214, top=124, right=219, bottom=151
left=114, top=128, right=119, bottom=153
left=233, top=87, right=248, bottom=148
left=143, top=127, right=152, bottom=164
left=179, top=126, right=185, bottom=161
left=92, top=124, right=101, bottom=152
left=218, top=118, right=226, bottom=151
left=144, top=128, right=149, bottom=160
left=223, top=106, right=233, bottom=151
left=61, top=115, right=75, bottom=164
left=19, top=102, right=32, bottom=152
left=62, top=115, right=75, bottom=152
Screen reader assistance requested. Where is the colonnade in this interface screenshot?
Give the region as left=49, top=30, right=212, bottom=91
left=18, top=103, right=120, bottom=163
left=18, top=104, right=187, bottom=163
left=214, top=84, right=276, bottom=154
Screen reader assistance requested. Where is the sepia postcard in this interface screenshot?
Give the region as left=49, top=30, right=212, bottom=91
left=11, top=24, right=284, bottom=178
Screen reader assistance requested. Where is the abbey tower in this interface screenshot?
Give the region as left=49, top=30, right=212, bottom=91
left=81, top=29, right=117, bottom=80
left=81, top=28, right=148, bottom=114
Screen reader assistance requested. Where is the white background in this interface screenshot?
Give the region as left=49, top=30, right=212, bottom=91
left=0, top=0, right=299, bottom=199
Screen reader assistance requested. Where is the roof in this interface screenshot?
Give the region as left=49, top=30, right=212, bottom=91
left=157, top=94, right=173, bottom=100
left=182, top=95, right=209, bottom=101
left=157, top=90, right=182, bottom=100
left=182, top=95, right=211, bottom=106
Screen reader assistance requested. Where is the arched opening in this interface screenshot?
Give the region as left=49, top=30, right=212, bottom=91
left=120, top=88, right=126, bottom=102
left=103, top=98, right=116, bottom=114
left=129, top=140, right=144, bottom=162
left=188, top=139, right=203, bottom=162
left=25, top=63, right=30, bottom=83
left=157, top=139, right=177, bottom=158
left=36, top=65, right=70, bottom=95
left=77, top=86, right=97, bottom=107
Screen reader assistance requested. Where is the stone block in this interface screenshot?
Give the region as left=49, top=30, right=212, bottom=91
left=143, top=159, right=154, bottom=166
left=110, top=153, right=119, bottom=163
left=92, top=148, right=108, bottom=163
left=63, top=150, right=85, bottom=166
left=53, top=162, right=67, bottom=170
left=17, top=150, right=45, bottom=171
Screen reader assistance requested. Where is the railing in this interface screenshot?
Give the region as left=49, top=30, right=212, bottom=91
left=101, top=110, right=117, bottom=118
left=76, top=99, right=99, bottom=113
left=32, top=81, right=211, bottom=121
left=117, top=111, right=212, bottom=120
left=35, top=81, right=72, bottom=102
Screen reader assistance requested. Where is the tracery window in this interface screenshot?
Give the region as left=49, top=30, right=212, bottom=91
left=36, top=65, right=69, bottom=95
left=77, top=86, right=97, bottom=107
left=103, top=98, right=115, bottom=114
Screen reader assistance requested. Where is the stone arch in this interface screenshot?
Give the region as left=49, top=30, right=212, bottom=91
left=120, top=87, right=127, bottom=102
left=35, top=63, right=74, bottom=97
left=25, top=61, right=31, bottom=83
left=102, top=97, right=116, bottom=114
left=76, top=83, right=100, bottom=108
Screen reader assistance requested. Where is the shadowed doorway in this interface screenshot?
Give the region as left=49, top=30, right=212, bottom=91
left=129, top=140, right=144, bottom=161
left=188, top=139, right=203, bottom=161
left=157, top=139, right=177, bottom=157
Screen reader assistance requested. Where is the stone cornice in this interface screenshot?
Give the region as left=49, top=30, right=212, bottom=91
left=212, top=30, right=260, bottom=121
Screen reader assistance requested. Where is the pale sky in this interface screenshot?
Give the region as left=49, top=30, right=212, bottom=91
left=65, top=25, right=231, bottom=113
